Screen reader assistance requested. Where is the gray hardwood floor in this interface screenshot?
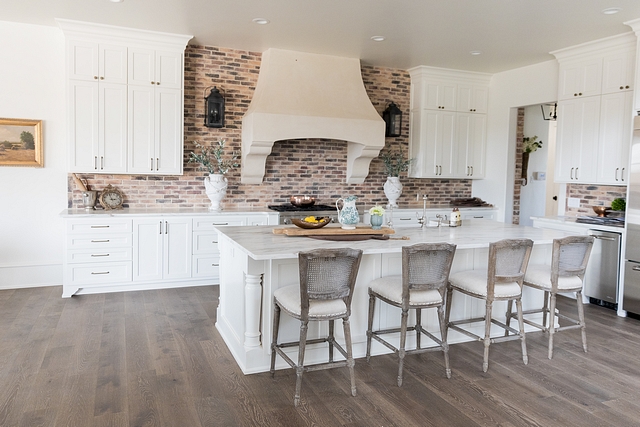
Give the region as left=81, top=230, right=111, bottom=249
left=1, top=285, right=639, bottom=426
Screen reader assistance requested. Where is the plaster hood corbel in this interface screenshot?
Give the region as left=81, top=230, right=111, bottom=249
left=241, top=48, right=386, bottom=184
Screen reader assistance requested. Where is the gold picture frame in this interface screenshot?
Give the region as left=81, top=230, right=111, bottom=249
left=0, top=118, right=43, bottom=167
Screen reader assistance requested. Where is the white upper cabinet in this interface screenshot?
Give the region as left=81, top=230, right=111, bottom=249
left=557, top=58, right=602, bottom=100
left=58, top=19, right=192, bottom=175
left=67, top=41, right=127, bottom=84
left=552, top=33, right=636, bottom=186
left=408, top=66, right=490, bottom=179
left=601, top=50, right=635, bottom=94
left=456, top=84, right=489, bottom=114
left=128, top=48, right=183, bottom=89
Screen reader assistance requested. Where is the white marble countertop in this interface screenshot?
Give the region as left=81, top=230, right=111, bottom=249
left=531, top=216, right=625, bottom=234
left=59, top=207, right=276, bottom=217
left=216, top=219, right=571, bottom=260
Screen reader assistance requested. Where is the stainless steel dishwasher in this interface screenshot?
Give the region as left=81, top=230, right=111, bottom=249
left=584, top=229, right=621, bottom=306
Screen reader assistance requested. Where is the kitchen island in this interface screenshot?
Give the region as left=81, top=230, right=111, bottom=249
left=216, top=219, right=572, bottom=374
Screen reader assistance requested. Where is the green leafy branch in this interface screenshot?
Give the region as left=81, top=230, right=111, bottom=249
left=188, top=140, right=239, bottom=175
left=380, top=149, right=413, bottom=177
left=523, top=136, right=543, bottom=153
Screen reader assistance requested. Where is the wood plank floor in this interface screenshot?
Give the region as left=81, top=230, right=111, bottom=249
left=1, top=286, right=639, bottom=426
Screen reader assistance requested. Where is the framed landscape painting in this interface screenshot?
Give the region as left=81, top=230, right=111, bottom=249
left=0, top=118, right=43, bottom=167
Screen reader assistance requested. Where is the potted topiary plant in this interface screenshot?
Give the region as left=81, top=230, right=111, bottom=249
left=188, top=139, right=239, bottom=211
left=380, top=149, right=413, bottom=208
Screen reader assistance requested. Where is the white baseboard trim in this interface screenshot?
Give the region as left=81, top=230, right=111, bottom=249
left=0, top=263, right=62, bottom=290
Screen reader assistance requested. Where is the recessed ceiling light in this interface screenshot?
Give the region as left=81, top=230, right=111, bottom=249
left=109, top=0, right=123, bottom=3
left=371, top=36, right=385, bottom=42
left=602, top=7, right=621, bottom=15
left=470, top=51, right=482, bottom=56
left=252, top=18, right=270, bottom=25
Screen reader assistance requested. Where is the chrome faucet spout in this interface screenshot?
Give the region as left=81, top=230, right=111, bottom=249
left=416, top=195, right=428, bottom=228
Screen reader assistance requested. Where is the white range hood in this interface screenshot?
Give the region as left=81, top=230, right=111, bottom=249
left=241, top=48, right=386, bottom=184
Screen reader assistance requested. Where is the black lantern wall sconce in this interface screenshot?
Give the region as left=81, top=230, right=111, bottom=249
left=204, top=86, right=225, bottom=128
left=541, top=102, right=557, bottom=121
left=382, top=102, right=402, bottom=137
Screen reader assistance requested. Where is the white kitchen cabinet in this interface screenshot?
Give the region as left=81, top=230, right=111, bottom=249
left=409, top=110, right=456, bottom=178
left=68, top=80, right=128, bottom=173
left=456, top=113, right=486, bottom=178
left=408, top=66, right=491, bottom=180
left=59, top=19, right=191, bottom=175
left=601, top=50, right=635, bottom=95
left=128, top=48, right=183, bottom=89
left=367, top=208, right=497, bottom=228
left=128, top=85, right=182, bottom=174
left=62, top=217, right=133, bottom=297
left=557, top=58, right=602, bottom=101
left=456, top=84, right=489, bottom=114
left=133, top=217, right=192, bottom=282
left=596, top=91, right=633, bottom=184
left=554, top=96, right=601, bottom=183
left=67, top=40, right=127, bottom=84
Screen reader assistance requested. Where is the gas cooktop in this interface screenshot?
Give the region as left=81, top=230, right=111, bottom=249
left=268, top=204, right=336, bottom=212
left=575, top=216, right=625, bottom=228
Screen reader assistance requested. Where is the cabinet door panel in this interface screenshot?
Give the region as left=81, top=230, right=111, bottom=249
left=597, top=91, right=633, bottom=184
left=128, top=85, right=155, bottom=173
left=128, top=48, right=155, bottom=86
left=99, top=83, right=127, bottom=173
left=133, top=219, right=163, bottom=282
left=575, top=96, right=600, bottom=183
left=164, top=219, right=192, bottom=280
left=68, top=81, right=99, bottom=171
left=68, top=40, right=98, bottom=81
left=155, top=50, right=183, bottom=89
left=99, top=44, right=127, bottom=84
left=155, top=88, right=183, bottom=174
left=555, top=100, right=579, bottom=182
left=457, top=113, right=486, bottom=178
left=437, top=112, right=456, bottom=177
left=602, top=51, right=634, bottom=94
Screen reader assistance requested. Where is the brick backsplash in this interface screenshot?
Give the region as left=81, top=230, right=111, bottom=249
left=68, top=45, right=472, bottom=210
left=565, top=184, right=626, bottom=216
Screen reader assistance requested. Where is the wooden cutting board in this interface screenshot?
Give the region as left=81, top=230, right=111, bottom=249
left=273, top=225, right=395, bottom=236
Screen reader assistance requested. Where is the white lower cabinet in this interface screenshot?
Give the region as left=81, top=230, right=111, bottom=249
left=133, top=217, right=192, bottom=282
left=62, top=211, right=277, bottom=297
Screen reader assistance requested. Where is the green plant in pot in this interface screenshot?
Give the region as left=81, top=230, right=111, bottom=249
left=611, top=198, right=626, bottom=212
left=380, top=149, right=413, bottom=208
left=188, top=139, right=239, bottom=211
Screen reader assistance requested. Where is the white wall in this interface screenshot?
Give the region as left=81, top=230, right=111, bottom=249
left=0, top=21, right=67, bottom=289
left=519, top=105, right=551, bottom=226
left=474, top=60, right=559, bottom=222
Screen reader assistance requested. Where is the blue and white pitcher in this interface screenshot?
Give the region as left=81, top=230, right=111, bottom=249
left=336, top=195, right=359, bottom=230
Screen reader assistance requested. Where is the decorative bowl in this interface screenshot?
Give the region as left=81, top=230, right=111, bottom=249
left=290, top=195, right=315, bottom=207
left=291, top=217, right=332, bottom=229
left=592, top=206, right=610, bottom=217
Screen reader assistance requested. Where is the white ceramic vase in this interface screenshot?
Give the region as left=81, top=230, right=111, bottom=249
left=204, top=173, right=228, bottom=211
left=383, top=176, right=403, bottom=208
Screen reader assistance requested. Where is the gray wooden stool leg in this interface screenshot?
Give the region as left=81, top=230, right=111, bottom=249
left=516, top=298, right=528, bottom=365
left=294, top=321, right=309, bottom=407
left=416, top=308, right=422, bottom=349
left=366, top=292, right=375, bottom=362
left=483, top=301, right=493, bottom=373
left=437, top=304, right=451, bottom=378
left=541, top=290, right=550, bottom=330
left=504, top=299, right=513, bottom=337
left=328, top=320, right=335, bottom=363
left=576, top=290, right=588, bottom=353
left=343, top=317, right=357, bottom=397
left=270, top=302, right=281, bottom=376
left=548, top=294, right=557, bottom=359
left=397, top=309, right=409, bottom=386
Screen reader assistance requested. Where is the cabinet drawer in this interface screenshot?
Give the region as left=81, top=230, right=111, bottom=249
left=67, top=233, right=133, bottom=249
left=66, top=261, right=132, bottom=285
left=192, top=255, right=220, bottom=278
left=193, top=216, right=245, bottom=231
left=67, top=247, right=132, bottom=264
left=193, top=231, right=219, bottom=254
left=67, top=219, right=132, bottom=234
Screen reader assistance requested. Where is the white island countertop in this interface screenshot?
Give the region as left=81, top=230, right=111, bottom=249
left=216, top=219, right=572, bottom=260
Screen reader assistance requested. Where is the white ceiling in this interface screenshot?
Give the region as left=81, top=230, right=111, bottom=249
left=4, top=0, right=640, bottom=73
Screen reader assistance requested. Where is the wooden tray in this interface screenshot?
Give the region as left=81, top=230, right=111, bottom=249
left=273, top=225, right=395, bottom=236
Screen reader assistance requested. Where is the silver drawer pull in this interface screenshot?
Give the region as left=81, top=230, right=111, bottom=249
left=91, top=271, right=110, bottom=275
left=91, top=239, right=110, bottom=243
left=212, top=240, right=218, bottom=244
left=474, top=216, right=484, bottom=218
left=593, top=236, right=616, bottom=241
left=90, top=225, right=110, bottom=228
left=398, top=218, right=412, bottom=221
left=212, top=222, right=229, bottom=225
left=91, top=254, right=110, bottom=257
left=633, top=266, right=640, bottom=272
left=212, top=263, right=219, bottom=267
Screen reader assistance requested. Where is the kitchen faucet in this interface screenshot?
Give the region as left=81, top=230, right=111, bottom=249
left=416, top=195, right=428, bottom=228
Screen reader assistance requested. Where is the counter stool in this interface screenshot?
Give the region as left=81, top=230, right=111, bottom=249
left=270, top=248, right=363, bottom=407
left=445, top=238, right=533, bottom=373
left=366, top=243, right=456, bottom=386
left=507, top=235, right=594, bottom=359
